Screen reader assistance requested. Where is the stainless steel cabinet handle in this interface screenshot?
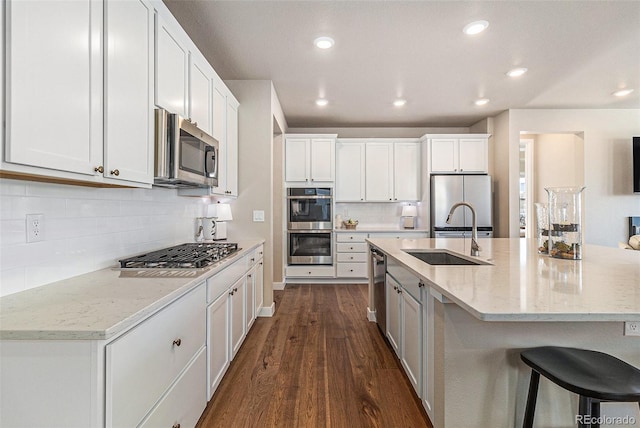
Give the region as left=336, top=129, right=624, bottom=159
left=173, top=338, right=182, bottom=347
left=110, top=169, right=120, bottom=176
left=94, top=166, right=104, bottom=173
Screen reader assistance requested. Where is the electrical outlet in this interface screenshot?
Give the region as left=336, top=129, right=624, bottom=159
left=624, top=321, right=640, bottom=336
left=26, top=214, right=44, bottom=243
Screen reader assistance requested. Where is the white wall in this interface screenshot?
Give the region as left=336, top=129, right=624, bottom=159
left=0, top=179, right=206, bottom=297
left=335, top=202, right=428, bottom=230
left=493, top=109, right=640, bottom=246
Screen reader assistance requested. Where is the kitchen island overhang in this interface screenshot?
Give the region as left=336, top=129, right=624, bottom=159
left=367, top=237, right=640, bottom=428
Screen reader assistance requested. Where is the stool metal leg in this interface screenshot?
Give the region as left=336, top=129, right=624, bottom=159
left=578, top=396, right=594, bottom=428
left=590, top=400, right=600, bottom=428
left=523, top=370, right=540, bottom=428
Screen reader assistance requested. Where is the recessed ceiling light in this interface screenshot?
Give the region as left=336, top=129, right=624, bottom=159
left=475, top=98, right=490, bottom=106
left=613, top=88, right=634, bottom=97
left=316, top=98, right=329, bottom=107
left=314, top=36, right=335, bottom=49
left=393, top=99, right=407, bottom=107
left=506, top=67, right=528, bottom=78
left=463, top=20, right=489, bottom=35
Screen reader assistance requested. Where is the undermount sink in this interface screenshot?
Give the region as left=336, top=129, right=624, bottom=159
left=403, top=250, right=491, bottom=266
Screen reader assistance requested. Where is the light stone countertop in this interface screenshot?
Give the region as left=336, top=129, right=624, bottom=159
left=367, top=237, right=640, bottom=322
left=0, top=240, right=264, bottom=340
left=334, top=227, right=429, bottom=233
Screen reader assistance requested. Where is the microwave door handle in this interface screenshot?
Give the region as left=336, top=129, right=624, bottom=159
left=205, top=146, right=218, bottom=180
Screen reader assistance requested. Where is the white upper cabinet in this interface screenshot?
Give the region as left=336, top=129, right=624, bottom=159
left=335, top=142, right=365, bottom=201
left=394, top=142, right=421, bottom=201
left=284, top=135, right=336, bottom=183
left=365, top=142, right=394, bottom=201
left=428, top=135, right=489, bottom=174
left=3, top=0, right=154, bottom=186
left=155, top=13, right=188, bottom=118
left=189, top=53, right=213, bottom=136
left=5, top=0, right=102, bottom=176
left=223, top=96, right=239, bottom=196
left=336, top=139, right=420, bottom=202
left=104, top=0, right=155, bottom=185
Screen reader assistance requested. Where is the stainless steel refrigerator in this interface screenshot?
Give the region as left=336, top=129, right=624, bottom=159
left=430, top=175, right=493, bottom=238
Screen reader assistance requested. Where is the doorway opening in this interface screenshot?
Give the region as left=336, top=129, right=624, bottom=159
left=519, top=132, right=585, bottom=240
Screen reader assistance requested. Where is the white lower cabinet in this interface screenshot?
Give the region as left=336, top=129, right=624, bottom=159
left=106, top=284, right=206, bottom=428
left=207, top=290, right=230, bottom=400
left=335, top=233, right=368, bottom=278
left=139, top=348, right=206, bottom=428
left=386, top=263, right=424, bottom=397
left=230, top=275, right=246, bottom=358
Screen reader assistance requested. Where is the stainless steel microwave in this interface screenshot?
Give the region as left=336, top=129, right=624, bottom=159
left=154, top=108, right=219, bottom=188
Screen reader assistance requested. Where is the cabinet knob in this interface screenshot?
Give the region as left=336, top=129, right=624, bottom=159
left=193, top=121, right=198, bottom=127
left=308, top=271, right=312, bottom=275
left=229, top=290, right=234, bottom=296
left=173, top=424, right=181, bottom=428
left=259, top=262, right=263, bottom=266
left=418, top=281, right=424, bottom=288
left=349, top=269, right=353, bottom=272
left=393, top=285, right=398, bottom=291
left=349, top=256, right=353, bottom=260
left=361, top=198, right=364, bottom=201
left=389, top=198, right=392, bottom=201
left=233, top=287, right=238, bottom=292
left=94, top=166, right=104, bottom=173
left=248, top=274, right=252, bottom=278
left=110, top=169, right=120, bottom=176
left=349, top=247, right=354, bottom=250
left=251, top=258, right=255, bottom=262
left=173, top=338, right=182, bottom=347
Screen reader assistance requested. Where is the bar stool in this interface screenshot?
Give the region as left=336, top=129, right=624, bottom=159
left=520, top=346, right=640, bottom=428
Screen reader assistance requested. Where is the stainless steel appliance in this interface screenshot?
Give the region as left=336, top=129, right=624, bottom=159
left=119, top=242, right=239, bottom=269
left=370, top=247, right=386, bottom=333
left=286, top=187, right=334, bottom=265
left=430, top=174, right=493, bottom=238
left=154, top=108, right=219, bottom=188
left=287, top=230, right=333, bottom=265
left=287, top=187, right=332, bottom=230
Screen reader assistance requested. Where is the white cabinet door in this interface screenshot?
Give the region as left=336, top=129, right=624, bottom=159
left=246, top=269, right=255, bottom=331
left=336, top=142, right=365, bottom=201
left=310, top=138, right=335, bottom=182
left=155, top=13, right=188, bottom=117
left=285, top=138, right=310, bottom=182
left=385, top=274, right=401, bottom=356
left=6, top=0, right=102, bottom=175
left=255, top=260, right=264, bottom=316
left=458, top=138, right=488, bottom=173
left=393, top=142, right=420, bottom=201
left=430, top=139, right=458, bottom=173
left=230, top=276, right=246, bottom=359
left=104, top=0, right=154, bottom=184
left=189, top=53, right=213, bottom=136
left=422, top=286, right=435, bottom=421
left=225, top=97, right=239, bottom=196
left=207, top=290, right=229, bottom=400
left=401, top=289, right=422, bottom=394
left=365, top=142, right=394, bottom=201
left=212, top=83, right=226, bottom=144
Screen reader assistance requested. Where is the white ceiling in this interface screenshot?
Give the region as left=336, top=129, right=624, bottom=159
left=163, top=0, right=640, bottom=128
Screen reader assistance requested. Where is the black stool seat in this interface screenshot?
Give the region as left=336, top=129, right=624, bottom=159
left=520, top=346, right=640, bottom=428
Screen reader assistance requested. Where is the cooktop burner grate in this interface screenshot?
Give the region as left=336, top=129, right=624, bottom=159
left=119, top=242, right=239, bottom=269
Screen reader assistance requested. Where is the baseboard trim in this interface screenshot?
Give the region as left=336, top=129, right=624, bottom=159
left=258, top=301, right=276, bottom=317
left=367, top=307, right=377, bottom=322
left=284, top=278, right=367, bottom=285
left=273, top=281, right=285, bottom=291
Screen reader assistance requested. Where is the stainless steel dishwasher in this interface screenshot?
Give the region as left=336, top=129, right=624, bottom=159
left=370, top=248, right=386, bottom=334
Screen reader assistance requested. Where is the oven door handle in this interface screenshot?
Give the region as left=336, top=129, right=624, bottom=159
left=286, top=195, right=333, bottom=200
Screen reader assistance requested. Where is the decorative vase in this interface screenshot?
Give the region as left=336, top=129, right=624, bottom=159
left=535, top=202, right=549, bottom=254
left=545, top=186, right=586, bottom=260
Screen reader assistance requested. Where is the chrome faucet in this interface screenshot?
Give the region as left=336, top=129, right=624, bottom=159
left=446, top=202, right=481, bottom=256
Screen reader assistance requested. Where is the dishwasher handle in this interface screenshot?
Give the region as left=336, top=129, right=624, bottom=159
left=371, top=249, right=385, bottom=262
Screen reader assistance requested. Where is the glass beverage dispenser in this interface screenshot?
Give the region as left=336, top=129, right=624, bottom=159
left=545, top=187, right=585, bottom=260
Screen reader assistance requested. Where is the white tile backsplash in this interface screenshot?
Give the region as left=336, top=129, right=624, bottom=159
left=0, top=178, right=207, bottom=297
left=335, top=202, right=428, bottom=229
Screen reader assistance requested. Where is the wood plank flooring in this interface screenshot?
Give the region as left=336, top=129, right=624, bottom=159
left=197, top=283, right=433, bottom=428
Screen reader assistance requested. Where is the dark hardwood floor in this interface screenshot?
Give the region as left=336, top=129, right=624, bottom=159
left=197, top=283, right=433, bottom=428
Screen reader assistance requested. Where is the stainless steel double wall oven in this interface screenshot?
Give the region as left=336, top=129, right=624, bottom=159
left=287, top=188, right=333, bottom=265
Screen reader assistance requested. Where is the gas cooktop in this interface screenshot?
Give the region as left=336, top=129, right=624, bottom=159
left=118, top=242, right=240, bottom=269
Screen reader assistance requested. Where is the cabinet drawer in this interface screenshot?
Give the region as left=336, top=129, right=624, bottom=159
left=336, top=262, right=368, bottom=278
left=286, top=265, right=335, bottom=277
left=368, top=232, right=429, bottom=239
left=106, top=285, right=206, bottom=428
left=248, top=244, right=264, bottom=266
left=207, top=254, right=247, bottom=303
left=337, top=252, right=368, bottom=263
left=336, top=233, right=367, bottom=243
left=139, top=348, right=207, bottom=428
left=337, top=242, right=368, bottom=253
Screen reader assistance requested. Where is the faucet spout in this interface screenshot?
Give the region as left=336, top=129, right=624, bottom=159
left=446, top=202, right=481, bottom=256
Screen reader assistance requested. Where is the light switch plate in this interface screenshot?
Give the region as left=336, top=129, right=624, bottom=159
left=253, top=210, right=265, bottom=222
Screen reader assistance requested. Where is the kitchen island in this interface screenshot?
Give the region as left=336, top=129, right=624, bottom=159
left=367, top=237, right=640, bottom=428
